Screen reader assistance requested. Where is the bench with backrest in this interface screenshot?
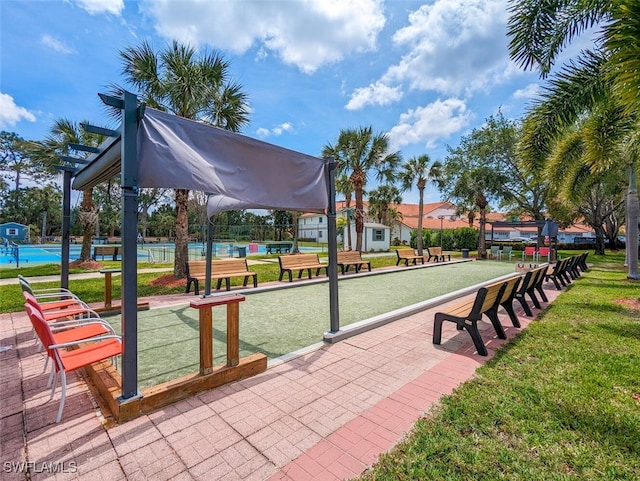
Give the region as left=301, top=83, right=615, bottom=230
left=92, top=245, right=119, bottom=261
left=186, top=259, right=257, bottom=295
left=278, top=253, right=327, bottom=282
left=514, top=266, right=548, bottom=316
left=433, top=281, right=508, bottom=356
left=484, top=275, right=523, bottom=328
left=426, top=246, right=451, bottom=262
left=266, top=242, right=293, bottom=254
left=544, top=257, right=571, bottom=290
left=336, top=251, right=371, bottom=274
left=396, top=248, right=426, bottom=266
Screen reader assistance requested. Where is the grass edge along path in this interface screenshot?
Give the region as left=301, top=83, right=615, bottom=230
left=358, top=260, right=640, bottom=481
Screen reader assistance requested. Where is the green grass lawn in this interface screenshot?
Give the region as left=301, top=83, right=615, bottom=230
left=358, top=252, right=640, bottom=481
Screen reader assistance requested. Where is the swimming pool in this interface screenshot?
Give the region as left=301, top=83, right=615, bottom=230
left=0, top=242, right=321, bottom=267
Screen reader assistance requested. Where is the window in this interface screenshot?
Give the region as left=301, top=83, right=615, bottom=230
left=319, top=217, right=323, bottom=223
left=6, top=228, right=18, bottom=236
left=318, top=230, right=323, bottom=238
left=373, top=229, right=384, bottom=241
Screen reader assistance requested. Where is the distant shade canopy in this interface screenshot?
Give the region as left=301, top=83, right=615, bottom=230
left=137, top=108, right=329, bottom=217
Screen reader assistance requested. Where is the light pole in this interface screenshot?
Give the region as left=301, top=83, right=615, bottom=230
left=438, top=215, right=445, bottom=250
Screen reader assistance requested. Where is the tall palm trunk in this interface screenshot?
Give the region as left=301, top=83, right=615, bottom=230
left=345, top=194, right=353, bottom=251
left=79, top=188, right=96, bottom=261
left=353, top=184, right=365, bottom=251
left=174, top=188, right=189, bottom=277
left=627, top=159, right=639, bottom=279
left=416, top=181, right=425, bottom=256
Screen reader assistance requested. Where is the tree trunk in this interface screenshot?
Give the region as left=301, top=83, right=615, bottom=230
left=627, top=160, right=639, bottom=279
left=416, top=188, right=425, bottom=256
left=174, top=188, right=189, bottom=278
left=354, top=186, right=364, bottom=251
left=79, top=188, right=96, bottom=261
left=346, top=197, right=353, bottom=251
left=476, top=194, right=488, bottom=259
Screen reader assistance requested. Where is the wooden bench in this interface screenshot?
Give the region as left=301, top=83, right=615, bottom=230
left=336, top=251, right=371, bottom=274
left=433, top=281, right=507, bottom=356
left=278, top=253, right=327, bottom=282
left=92, top=245, right=119, bottom=261
left=395, top=248, right=426, bottom=266
left=485, top=275, right=523, bottom=328
left=514, top=266, right=548, bottom=316
left=426, top=246, right=451, bottom=262
left=544, top=257, right=571, bottom=290
left=266, top=242, right=293, bottom=254
left=186, top=259, right=257, bottom=295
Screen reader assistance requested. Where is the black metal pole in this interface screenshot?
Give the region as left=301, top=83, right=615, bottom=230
left=326, top=160, right=340, bottom=333
left=61, top=169, right=72, bottom=289
left=120, top=90, right=140, bottom=400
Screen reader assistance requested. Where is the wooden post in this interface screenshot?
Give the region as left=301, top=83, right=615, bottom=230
left=190, top=294, right=245, bottom=375
left=99, top=268, right=121, bottom=309
left=227, top=302, right=239, bottom=367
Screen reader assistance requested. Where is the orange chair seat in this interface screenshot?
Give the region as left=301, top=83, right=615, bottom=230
left=58, top=339, right=122, bottom=372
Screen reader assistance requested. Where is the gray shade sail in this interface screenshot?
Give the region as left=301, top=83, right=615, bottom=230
left=136, top=108, right=329, bottom=216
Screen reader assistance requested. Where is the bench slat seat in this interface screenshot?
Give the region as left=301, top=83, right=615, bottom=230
left=395, top=248, right=426, bottom=266
left=433, top=281, right=507, bottom=356
left=336, top=251, right=371, bottom=274
left=278, top=254, right=328, bottom=282
left=186, top=259, right=257, bottom=295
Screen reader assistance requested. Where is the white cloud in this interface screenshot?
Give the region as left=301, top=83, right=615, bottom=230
left=388, top=98, right=471, bottom=150
left=256, top=122, right=294, bottom=138
left=513, top=83, right=540, bottom=100
left=345, top=81, right=403, bottom=111
left=75, top=0, right=124, bottom=15
left=0, top=93, right=36, bottom=129
left=140, top=0, right=386, bottom=73
left=41, top=34, right=74, bottom=54
left=349, top=0, right=514, bottom=109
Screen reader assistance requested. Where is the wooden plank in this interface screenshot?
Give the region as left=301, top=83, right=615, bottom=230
left=199, top=307, right=213, bottom=375
left=189, top=293, right=245, bottom=309
left=227, top=302, right=239, bottom=367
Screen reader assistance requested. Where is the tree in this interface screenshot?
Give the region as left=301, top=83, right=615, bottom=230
left=367, top=184, right=402, bottom=226
left=119, top=40, right=250, bottom=277
left=508, top=0, right=640, bottom=279
left=335, top=174, right=354, bottom=250
left=441, top=116, right=515, bottom=258
left=545, top=111, right=626, bottom=254
left=31, top=119, right=105, bottom=261
left=322, top=126, right=400, bottom=251
left=0, top=132, right=48, bottom=190
left=399, top=155, right=442, bottom=256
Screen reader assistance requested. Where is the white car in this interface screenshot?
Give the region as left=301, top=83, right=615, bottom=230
left=507, top=236, right=531, bottom=242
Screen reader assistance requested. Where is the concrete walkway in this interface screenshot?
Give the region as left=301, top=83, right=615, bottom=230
left=0, top=281, right=560, bottom=480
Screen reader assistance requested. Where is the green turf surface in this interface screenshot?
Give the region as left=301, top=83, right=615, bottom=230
left=105, top=261, right=516, bottom=388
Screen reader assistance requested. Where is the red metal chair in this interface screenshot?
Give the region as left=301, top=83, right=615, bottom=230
left=522, top=246, right=537, bottom=261
left=23, top=291, right=97, bottom=323
left=538, top=246, right=550, bottom=261
left=24, top=304, right=121, bottom=423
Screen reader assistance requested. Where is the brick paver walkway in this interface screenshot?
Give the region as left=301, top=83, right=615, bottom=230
left=0, top=281, right=560, bottom=480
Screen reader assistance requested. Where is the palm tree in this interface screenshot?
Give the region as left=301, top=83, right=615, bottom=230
left=322, top=127, right=400, bottom=251
left=507, top=0, right=640, bottom=278
left=335, top=174, right=353, bottom=250
left=368, top=184, right=402, bottom=226
left=399, top=155, right=443, bottom=256
left=33, top=119, right=105, bottom=261
left=119, top=40, right=250, bottom=277
left=545, top=108, right=627, bottom=254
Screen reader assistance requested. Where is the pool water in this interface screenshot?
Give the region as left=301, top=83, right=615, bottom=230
left=0, top=242, right=320, bottom=267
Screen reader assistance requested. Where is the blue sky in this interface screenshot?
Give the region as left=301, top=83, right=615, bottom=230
left=1, top=0, right=555, bottom=204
